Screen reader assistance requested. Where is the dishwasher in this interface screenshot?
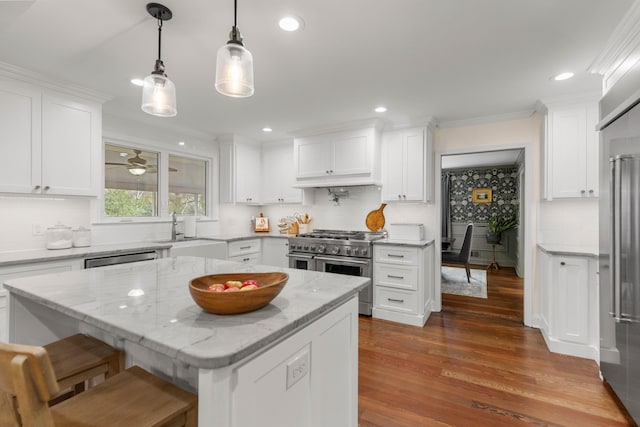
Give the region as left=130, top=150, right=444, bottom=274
left=84, top=251, right=158, bottom=269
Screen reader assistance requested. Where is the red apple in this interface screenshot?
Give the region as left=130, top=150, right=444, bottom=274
left=242, top=279, right=259, bottom=287
left=224, top=287, right=240, bottom=292
left=240, top=284, right=258, bottom=291
left=207, top=284, right=225, bottom=292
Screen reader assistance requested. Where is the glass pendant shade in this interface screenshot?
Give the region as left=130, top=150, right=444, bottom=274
left=215, top=43, right=254, bottom=98
left=141, top=73, right=177, bottom=117
left=128, top=165, right=147, bottom=176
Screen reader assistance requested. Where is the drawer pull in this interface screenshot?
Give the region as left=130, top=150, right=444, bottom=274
left=388, top=298, right=404, bottom=303
left=243, top=257, right=250, bottom=262
left=240, top=246, right=251, bottom=250
left=387, top=275, right=404, bottom=279
left=388, top=254, right=404, bottom=258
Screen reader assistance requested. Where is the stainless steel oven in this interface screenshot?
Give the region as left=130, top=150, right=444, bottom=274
left=287, top=229, right=385, bottom=316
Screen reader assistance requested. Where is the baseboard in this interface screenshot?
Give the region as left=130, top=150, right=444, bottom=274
left=372, top=308, right=429, bottom=327
left=540, top=328, right=598, bottom=362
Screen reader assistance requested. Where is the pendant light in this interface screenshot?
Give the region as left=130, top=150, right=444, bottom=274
left=215, top=0, right=254, bottom=98
left=141, top=3, right=177, bottom=117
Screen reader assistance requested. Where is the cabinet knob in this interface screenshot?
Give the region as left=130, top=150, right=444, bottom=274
left=43, top=185, right=50, bottom=191
left=398, top=194, right=402, bottom=199
left=589, top=189, right=594, bottom=194
left=403, top=195, right=407, bottom=199
left=580, top=190, right=586, bottom=195
left=326, top=170, right=330, bottom=174
left=560, top=261, right=566, bottom=266
left=34, top=185, right=40, bottom=190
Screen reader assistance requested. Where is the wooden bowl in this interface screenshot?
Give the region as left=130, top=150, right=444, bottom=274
left=189, top=272, right=289, bottom=315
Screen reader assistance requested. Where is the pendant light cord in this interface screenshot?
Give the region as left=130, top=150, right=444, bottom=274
left=157, top=18, right=163, bottom=62
left=234, top=0, right=238, bottom=29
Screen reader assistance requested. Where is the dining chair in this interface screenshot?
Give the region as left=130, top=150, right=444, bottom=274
left=0, top=341, right=197, bottom=427
left=442, top=223, right=474, bottom=283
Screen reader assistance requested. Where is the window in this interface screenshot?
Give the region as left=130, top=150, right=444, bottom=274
left=103, top=142, right=211, bottom=219
left=104, top=144, right=158, bottom=217
left=168, top=155, right=207, bottom=216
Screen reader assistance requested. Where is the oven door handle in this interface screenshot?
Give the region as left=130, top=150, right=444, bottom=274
left=315, top=255, right=370, bottom=265
left=286, top=253, right=315, bottom=259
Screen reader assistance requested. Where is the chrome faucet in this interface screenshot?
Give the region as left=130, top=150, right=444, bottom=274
left=171, top=212, right=180, bottom=241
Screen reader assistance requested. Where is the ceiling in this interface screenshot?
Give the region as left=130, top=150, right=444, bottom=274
left=0, top=0, right=634, bottom=143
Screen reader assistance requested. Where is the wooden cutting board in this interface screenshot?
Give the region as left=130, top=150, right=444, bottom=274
left=365, top=203, right=387, bottom=232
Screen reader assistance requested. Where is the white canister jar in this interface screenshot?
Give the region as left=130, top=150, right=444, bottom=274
left=46, top=223, right=73, bottom=250
left=72, top=227, right=92, bottom=247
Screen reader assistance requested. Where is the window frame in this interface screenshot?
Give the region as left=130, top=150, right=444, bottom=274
left=99, top=137, right=215, bottom=224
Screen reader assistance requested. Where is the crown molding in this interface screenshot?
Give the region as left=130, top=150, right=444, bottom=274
left=437, top=110, right=534, bottom=129
left=589, top=0, right=640, bottom=93
left=0, top=61, right=112, bottom=103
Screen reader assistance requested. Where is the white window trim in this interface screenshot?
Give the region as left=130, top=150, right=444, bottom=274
left=97, top=137, right=217, bottom=224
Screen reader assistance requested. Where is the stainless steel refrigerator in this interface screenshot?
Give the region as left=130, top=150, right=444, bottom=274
left=599, top=97, right=640, bottom=423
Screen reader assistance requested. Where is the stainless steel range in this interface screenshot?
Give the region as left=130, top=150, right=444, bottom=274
left=287, top=229, right=386, bottom=315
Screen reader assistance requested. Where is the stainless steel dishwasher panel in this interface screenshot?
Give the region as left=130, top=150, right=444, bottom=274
left=84, top=251, right=158, bottom=269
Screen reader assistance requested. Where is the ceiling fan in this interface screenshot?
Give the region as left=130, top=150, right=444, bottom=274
left=106, top=150, right=177, bottom=176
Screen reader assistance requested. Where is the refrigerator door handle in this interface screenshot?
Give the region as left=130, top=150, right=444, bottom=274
left=612, top=157, right=622, bottom=322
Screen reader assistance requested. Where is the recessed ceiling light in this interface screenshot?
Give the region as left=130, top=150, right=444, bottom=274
left=130, top=78, right=144, bottom=86
left=553, top=72, right=574, bottom=81
left=374, top=106, right=388, bottom=113
left=178, top=141, right=185, bottom=146
left=262, top=127, right=273, bottom=132
left=279, top=15, right=304, bottom=32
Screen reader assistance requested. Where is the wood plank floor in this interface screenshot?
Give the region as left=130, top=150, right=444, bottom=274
left=358, top=266, right=634, bottom=427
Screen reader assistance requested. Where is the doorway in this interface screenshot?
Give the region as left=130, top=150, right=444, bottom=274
left=434, top=145, right=534, bottom=326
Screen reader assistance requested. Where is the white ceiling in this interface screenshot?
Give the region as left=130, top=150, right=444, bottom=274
left=0, top=0, right=633, bottom=143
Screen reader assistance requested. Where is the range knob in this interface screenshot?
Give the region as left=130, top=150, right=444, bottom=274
left=344, top=247, right=351, bottom=255
left=360, top=248, right=368, bottom=256
left=303, top=245, right=309, bottom=250
left=317, top=245, right=326, bottom=253
left=351, top=248, right=359, bottom=256
left=310, top=246, right=316, bottom=251
left=329, top=246, right=340, bottom=255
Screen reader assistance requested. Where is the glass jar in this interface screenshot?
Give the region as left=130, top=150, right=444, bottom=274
left=72, top=226, right=91, bottom=247
left=45, top=223, right=72, bottom=250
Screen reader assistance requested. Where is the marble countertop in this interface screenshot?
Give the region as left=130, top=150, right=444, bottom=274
left=374, top=238, right=435, bottom=248
left=3, top=256, right=369, bottom=369
left=537, top=243, right=598, bottom=257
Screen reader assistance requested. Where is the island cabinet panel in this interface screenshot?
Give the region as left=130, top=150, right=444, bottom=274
left=261, top=237, right=289, bottom=268
left=0, top=79, right=101, bottom=197
left=231, top=301, right=357, bottom=427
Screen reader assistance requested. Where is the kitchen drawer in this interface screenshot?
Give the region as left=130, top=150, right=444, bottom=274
left=375, top=286, right=418, bottom=315
left=373, top=245, right=418, bottom=265
left=228, top=253, right=261, bottom=265
left=228, top=239, right=261, bottom=257
left=374, top=264, right=418, bottom=290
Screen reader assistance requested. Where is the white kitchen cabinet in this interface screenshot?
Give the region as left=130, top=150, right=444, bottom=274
left=0, top=258, right=84, bottom=341
left=541, top=97, right=599, bottom=200
left=220, top=138, right=262, bottom=205
left=261, top=142, right=302, bottom=204
left=293, top=125, right=381, bottom=187
left=227, top=238, right=262, bottom=265
left=381, top=125, right=433, bottom=203
left=0, top=79, right=101, bottom=197
left=168, top=240, right=227, bottom=259
left=372, top=243, right=434, bottom=326
left=537, top=247, right=598, bottom=361
left=261, top=237, right=289, bottom=268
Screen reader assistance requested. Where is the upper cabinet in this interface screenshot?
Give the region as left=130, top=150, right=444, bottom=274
left=381, top=124, right=434, bottom=203
left=261, top=141, right=302, bottom=204
left=0, top=79, right=102, bottom=197
left=293, top=124, right=382, bottom=187
left=540, top=96, right=599, bottom=200
left=220, top=137, right=262, bottom=205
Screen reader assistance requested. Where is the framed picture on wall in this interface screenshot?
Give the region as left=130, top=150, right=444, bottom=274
left=472, top=188, right=492, bottom=204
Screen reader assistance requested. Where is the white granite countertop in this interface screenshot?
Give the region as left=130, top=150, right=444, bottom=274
left=373, top=238, right=435, bottom=248
left=537, top=243, right=598, bottom=258
left=0, top=242, right=173, bottom=267
left=3, top=256, right=369, bottom=369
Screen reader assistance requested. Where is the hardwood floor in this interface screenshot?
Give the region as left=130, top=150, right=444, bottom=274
left=358, top=266, right=634, bottom=427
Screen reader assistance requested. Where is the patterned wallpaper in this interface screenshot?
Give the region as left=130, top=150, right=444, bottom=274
left=445, top=166, right=519, bottom=222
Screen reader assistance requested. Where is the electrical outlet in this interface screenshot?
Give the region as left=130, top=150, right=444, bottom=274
left=286, top=350, right=309, bottom=389
left=32, top=224, right=43, bottom=236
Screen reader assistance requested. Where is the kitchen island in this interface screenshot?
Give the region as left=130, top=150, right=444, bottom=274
left=3, top=256, right=368, bottom=427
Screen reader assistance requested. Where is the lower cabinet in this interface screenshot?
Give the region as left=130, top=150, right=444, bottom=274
left=0, top=259, right=84, bottom=341
left=538, top=248, right=598, bottom=361
left=228, top=238, right=262, bottom=265
left=372, top=243, right=434, bottom=327
left=261, top=237, right=289, bottom=268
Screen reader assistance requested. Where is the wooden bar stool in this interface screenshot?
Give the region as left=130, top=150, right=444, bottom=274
left=0, top=342, right=198, bottom=427
left=44, top=334, right=122, bottom=398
